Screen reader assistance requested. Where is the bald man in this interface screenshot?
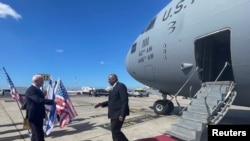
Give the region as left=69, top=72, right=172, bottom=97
left=95, top=74, right=130, bottom=141
left=25, top=74, right=58, bottom=141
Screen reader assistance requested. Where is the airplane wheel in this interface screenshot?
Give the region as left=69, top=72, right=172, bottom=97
left=153, top=100, right=174, bottom=115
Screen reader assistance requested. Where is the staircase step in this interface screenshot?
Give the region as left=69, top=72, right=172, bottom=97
left=175, top=117, right=206, bottom=130
left=198, top=86, right=228, bottom=94
left=201, top=81, right=232, bottom=88
left=182, top=111, right=208, bottom=123
left=167, top=129, right=196, bottom=141
left=196, top=93, right=225, bottom=100
left=191, top=98, right=220, bottom=106
left=168, top=124, right=198, bottom=141
left=187, top=104, right=214, bottom=113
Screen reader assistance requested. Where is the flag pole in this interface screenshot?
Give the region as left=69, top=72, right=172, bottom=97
left=2, top=67, right=31, bottom=134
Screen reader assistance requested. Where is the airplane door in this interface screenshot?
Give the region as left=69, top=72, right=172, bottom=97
left=194, top=29, right=234, bottom=82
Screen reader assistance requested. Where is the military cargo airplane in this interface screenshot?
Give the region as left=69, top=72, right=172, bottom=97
left=125, top=0, right=250, bottom=115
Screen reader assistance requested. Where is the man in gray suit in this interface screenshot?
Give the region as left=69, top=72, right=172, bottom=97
left=95, top=74, right=130, bottom=141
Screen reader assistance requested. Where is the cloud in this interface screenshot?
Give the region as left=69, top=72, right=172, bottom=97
left=56, top=49, right=64, bottom=53
left=100, top=61, right=105, bottom=65
left=0, top=2, right=22, bottom=20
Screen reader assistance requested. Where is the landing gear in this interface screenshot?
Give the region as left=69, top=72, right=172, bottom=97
left=153, top=99, right=174, bottom=115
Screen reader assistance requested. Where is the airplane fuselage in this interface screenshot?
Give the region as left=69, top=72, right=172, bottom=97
left=126, top=0, right=250, bottom=107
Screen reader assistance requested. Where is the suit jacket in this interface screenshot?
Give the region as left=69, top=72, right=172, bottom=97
left=102, top=82, right=130, bottom=119
left=25, top=85, right=54, bottom=121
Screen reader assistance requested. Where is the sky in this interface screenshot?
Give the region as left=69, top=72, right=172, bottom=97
left=0, top=0, right=170, bottom=90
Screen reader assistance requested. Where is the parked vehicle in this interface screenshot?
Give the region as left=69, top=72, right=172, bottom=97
left=93, top=89, right=109, bottom=97
left=0, top=89, right=11, bottom=96
left=82, top=86, right=95, bottom=95
left=128, top=89, right=149, bottom=97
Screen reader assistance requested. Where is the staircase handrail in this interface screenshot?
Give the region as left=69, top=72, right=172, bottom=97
left=169, top=67, right=200, bottom=113
left=211, top=91, right=236, bottom=124
left=179, top=62, right=230, bottom=115
left=204, top=62, right=230, bottom=97
left=204, top=62, right=230, bottom=121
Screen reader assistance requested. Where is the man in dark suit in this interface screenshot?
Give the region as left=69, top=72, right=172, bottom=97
left=25, top=74, right=58, bottom=141
left=95, top=74, right=130, bottom=141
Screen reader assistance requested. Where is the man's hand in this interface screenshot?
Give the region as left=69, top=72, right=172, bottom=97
left=119, top=116, right=124, bottom=121
left=54, top=99, right=59, bottom=104
left=54, top=99, right=60, bottom=104
left=94, top=103, right=102, bottom=108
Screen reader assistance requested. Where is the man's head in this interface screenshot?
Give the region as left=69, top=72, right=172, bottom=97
left=32, top=74, right=44, bottom=88
left=108, top=74, right=118, bottom=86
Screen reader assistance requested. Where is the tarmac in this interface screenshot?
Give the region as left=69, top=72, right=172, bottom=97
left=1, top=94, right=250, bottom=141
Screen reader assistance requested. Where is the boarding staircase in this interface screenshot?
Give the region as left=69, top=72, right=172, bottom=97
left=166, top=81, right=237, bottom=141
left=166, top=62, right=237, bottom=141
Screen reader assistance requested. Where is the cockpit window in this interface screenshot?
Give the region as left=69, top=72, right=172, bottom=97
left=145, top=17, right=156, bottom=32
left=130, top=43, right=137, bottom=54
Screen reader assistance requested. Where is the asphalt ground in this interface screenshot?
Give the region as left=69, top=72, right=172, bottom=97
left=1, top=94, right=250, bottom=141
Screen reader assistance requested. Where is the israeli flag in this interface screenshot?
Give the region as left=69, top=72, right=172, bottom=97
left=45, top=79, right=57, bottom=135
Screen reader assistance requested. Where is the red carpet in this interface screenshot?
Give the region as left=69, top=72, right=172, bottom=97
left=137, top=134, right=178, bottom=141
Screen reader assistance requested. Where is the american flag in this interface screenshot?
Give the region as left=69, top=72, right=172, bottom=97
left=54, top=79, right=77, bottom=128
left=2, top=67, right=24, bottom=106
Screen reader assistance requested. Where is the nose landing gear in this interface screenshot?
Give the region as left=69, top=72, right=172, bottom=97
left=153, top=99, right=174, bottom=115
